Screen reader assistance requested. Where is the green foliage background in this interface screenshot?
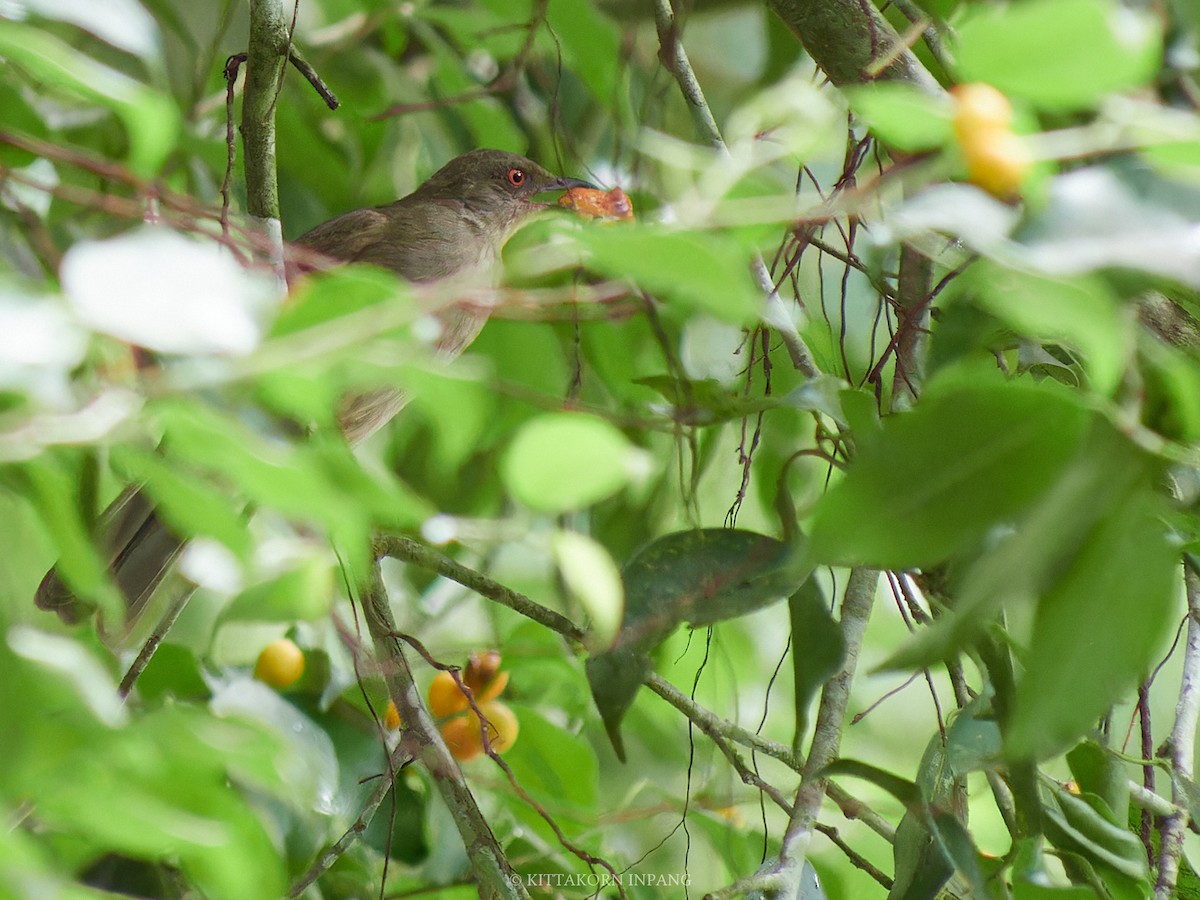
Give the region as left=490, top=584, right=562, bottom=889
left=2, top=0, right=1200, bottom=897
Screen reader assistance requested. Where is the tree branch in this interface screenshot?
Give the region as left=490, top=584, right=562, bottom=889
left=361, top=562, right=527, bottom=900
left=765, top=0, right=942, bottom=93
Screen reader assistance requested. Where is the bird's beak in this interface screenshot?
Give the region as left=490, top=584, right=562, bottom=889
left=541, top=176, right=596, bottom=194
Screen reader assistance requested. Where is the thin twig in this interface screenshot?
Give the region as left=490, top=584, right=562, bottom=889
left=651, top=0, right=819, bottom=378
left=288, top=45, right=338, bottom=109
left=288, top=747, right=412, bottom=897
left=372, top=534, right=585, bottom=643
left=1154, top=566, right=1200, bottom=899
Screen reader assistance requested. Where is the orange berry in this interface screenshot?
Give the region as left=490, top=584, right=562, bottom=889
left=384, top=700, right=402, bottom=731
left=253, top=638, right=305, bottom=688
left=439, top=701, right=519, bottom=761
left=441, top=714, right=484, bottom=761
left=428, top=671, right=470, bottom=718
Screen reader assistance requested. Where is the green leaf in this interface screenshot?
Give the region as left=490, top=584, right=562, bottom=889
left=845, top=83, right=954, bottom=152
left=954, top=0, right=1161, bottom=111
left=587, top=527, right=807, bottom=760
left=502, top=412, right=644, bottom=513
left=19, top=456, right=124, bottom=622
left=1066, top=740, right=1129, bottom=826
left=1013, top=881, right=1097, bottom=899
left=788, top=581, right=844, bottom=742
left=1042, top=780, right=1150, bottom=884
left=962, top=264, right=1129, bottom=395
left=545, top=0, right=620, bottom=103
left=576, top=225, right=760, bottom=324
left=621, top=529, right=806, bottom=640
left=221, top=560, right=335, bottom=623
left=503, top=706, right=599, bottom=813
left=1007, top=487, right=1177, bottom=759
left=0, top=22, right=179, bottom=174
left=810, top=378, right=1090, bottom=568
left=881, top=418, right=1161, bottom=673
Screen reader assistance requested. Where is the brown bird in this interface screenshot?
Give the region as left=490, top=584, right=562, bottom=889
left=36, top=149, right=593, bottom=626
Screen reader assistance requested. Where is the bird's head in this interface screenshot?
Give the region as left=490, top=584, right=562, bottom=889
left=413, top=149, right=593, bottom=230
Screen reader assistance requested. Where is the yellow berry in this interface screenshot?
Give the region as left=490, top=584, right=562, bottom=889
left=254, top=638, right=305, bottom=689
left=952, top=82, right=1014, bottom=140
left=384, top=700, right=402, bottom=731
left=478, top=701, right=519, bottom=754
left=962, top=130, right=1031, bottom=199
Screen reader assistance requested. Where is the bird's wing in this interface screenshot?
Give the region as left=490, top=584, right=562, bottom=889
left=355, top=199, right=491, bottom=282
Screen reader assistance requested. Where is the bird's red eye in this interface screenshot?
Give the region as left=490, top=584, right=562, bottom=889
left=506, top=168, right=526, bottom=187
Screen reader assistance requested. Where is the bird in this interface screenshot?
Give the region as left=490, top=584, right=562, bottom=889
left=36, top=149, right=594, bottom=627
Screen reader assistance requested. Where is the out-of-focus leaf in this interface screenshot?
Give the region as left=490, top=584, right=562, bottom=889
left=545, top=0, right=620, bottom=103
left=61, top=227, right=277, bottom=355
left=1013, top=882, right=1097, bottom=899
left=208, top=677, right=339, bottom=816
left=111, top=446, right=251, bottom=559
left=575, top=225, right=760, bottom=324
left=824, top=760, right=924, bottom=818
left=0, top=84, right=47, bottom=168
left=960, top=264, right=1129, bottom=395
left=954, top=0, right=1161, bottom=110
left=18, top=0, right=162, bottom=61
left=18, top=456, right=124, bottom=621
left=1139, top=334, right=1200, bottom=443
left=501, top=412, right=646, bottom=513
left=0, top=23, right=178, bottom=173
left=552, top=530, right=624, bottom=652
left=0, top=288, right=88, bottom=407
left=788, top=580, right=843, bottom=742
left=1017, top=165, right=1200, bottom=288
left=810, top=378, right=1090, bottom=569
left=881, top=419, right=1160, bottom=673
left=503, top=706, right=599, bottom=813
left=846, top=83, right=954, bottom=152
left=944, top=700, right=1002, bottom=775
left=1007, top=488, right=1176, bottom=759
left=220, top=559, right=335, bottom=623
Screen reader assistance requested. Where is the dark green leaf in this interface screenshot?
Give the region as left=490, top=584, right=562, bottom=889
left=881, top=418, right=1159, bottom=672
left=1042, top=780, right=1150, bottom=883
left=1066, top=741, right=1129, bottom=826
left=789, top=581, right=843, bottom=743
